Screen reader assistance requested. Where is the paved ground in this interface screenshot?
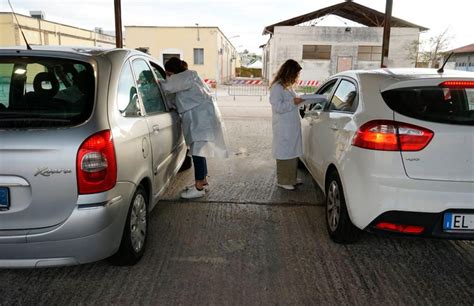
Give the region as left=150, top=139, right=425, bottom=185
left=0, top=93, right=473, bottom=305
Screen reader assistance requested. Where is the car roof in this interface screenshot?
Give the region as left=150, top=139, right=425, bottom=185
left=336, top=68, right=474, bottom=81
left=0, top=45, right=151, bottom=61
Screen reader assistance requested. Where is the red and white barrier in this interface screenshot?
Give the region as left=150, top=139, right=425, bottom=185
left=232, top=79, right=264, bottom=85
left=297, top=80, right=319, bottom=86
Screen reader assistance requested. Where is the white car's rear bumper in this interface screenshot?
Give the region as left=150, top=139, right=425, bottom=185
left=341, top=148, right=474, bottom=238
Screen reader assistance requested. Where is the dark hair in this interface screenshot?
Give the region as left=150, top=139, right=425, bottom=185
left=270, top=59, right=302, bottom=88
left=165, top=57, right=187, bottom=74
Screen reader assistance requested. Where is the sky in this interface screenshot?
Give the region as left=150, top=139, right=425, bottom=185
left=1, top=0, right=472, bottom=54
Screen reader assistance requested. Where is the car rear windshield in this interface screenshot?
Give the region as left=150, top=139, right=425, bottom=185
left=382, top=86, right=474, bottom=126
left=0, top=56, right=94, bottom=129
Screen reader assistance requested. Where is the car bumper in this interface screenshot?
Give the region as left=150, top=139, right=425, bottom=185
left=367, top=210, right=474, bottom=239
left=341, top=148, right=474, bottom=237
left=0, top=182, right=134, bottom=268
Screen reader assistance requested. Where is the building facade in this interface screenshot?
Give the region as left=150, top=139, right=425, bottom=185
left=125, top=26, right=240, bottom=84
left=0, top=12, right=115, bottom=48
left=448, top=44, right=474, bottom=72
left=263, top=26, right=420, bottom=82
left=261, top=1, right=427, bottom=83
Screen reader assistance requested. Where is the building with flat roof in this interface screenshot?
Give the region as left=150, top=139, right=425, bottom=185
left=0, top=12, right=115, bottom=47
left=125, top=26, right=240, bottom=84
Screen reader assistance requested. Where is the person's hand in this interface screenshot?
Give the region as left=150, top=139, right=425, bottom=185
left=294, top=97, right=304, bottom=105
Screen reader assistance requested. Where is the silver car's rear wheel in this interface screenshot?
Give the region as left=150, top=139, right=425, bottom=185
left=109, top=185, right=148, bottom=266
left=130, top=193, right=147, bottom=253
left=325, top=170, right=361, bottom=244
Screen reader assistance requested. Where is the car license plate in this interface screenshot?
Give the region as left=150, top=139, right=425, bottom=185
left=443, top=213, right=474, bottom=231
left=0, top=187, right=9, bottom=210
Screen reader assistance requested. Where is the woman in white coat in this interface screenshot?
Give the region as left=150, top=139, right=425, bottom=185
left=269, top=59, right=304, bottom=190
left=161, top=57, right=228, bottom=199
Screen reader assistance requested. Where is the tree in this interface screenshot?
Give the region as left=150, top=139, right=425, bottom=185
left=415, top=28, right=454, bottom=68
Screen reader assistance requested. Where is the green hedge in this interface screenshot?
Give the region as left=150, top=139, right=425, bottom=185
left=236, top=67, right=262, bottom=78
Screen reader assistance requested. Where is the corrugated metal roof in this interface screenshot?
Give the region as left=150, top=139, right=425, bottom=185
left=263, top=1, right=428, bottom=34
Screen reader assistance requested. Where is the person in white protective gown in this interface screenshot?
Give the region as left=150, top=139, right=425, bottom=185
left=269, top=59, right=305, bottom=190
left=161, top=57, right=228, bottom=199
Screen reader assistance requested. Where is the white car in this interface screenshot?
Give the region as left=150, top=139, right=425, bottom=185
left=300, top=68, right=474, bottom=243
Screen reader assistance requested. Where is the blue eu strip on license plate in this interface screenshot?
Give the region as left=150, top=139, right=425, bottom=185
left=444, top=212, right=474, bottom=231
left=0, top=187, right=9, bottom=209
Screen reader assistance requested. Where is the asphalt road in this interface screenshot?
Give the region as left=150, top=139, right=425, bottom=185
left=0, top=93, right=472, bottom=305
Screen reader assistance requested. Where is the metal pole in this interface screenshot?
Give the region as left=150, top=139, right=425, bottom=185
left=114, top=0, right=123, bottom=48
left=380, top=0, right=392, bottom=68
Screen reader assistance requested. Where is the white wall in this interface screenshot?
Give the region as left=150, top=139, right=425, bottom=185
left=264, top=26, right=420, bottom=82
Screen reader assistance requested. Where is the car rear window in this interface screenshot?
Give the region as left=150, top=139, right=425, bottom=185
left=382, top=86, right=474, bottom=126
left=0, top=56, right=94, bottom=129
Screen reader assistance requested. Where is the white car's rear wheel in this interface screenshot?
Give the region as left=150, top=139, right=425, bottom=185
left=325, top=171, right=361, bottom=243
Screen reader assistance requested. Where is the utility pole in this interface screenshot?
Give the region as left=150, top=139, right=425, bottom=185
left=114, top=0, right=123, bottom=48
left=380, top=0, right=392, bottom=68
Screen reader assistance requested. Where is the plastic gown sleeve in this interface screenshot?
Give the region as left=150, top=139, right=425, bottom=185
left=161, top=73, right=193, bottom=94
left=269, top=84, right=296, bottom=114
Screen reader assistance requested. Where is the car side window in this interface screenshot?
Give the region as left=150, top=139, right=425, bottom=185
left=308, top=80, right=337, bottom=111
left=329, top=79, right=357, bottom=113
left=149, top=62, right=166, bottom=81
left=131, top=59, right=167, bottom=115
left=117, top=61, right=141, bottom=117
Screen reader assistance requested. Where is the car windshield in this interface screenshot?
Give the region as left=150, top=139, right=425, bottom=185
left=0, top=56, right=94, bottom=129
left=382, top=86, right=474, bottom=126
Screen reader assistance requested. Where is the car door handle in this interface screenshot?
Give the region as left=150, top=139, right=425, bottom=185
left=331, top=123, right=338, bottom=130
left=152, top=125, right=160, bottom=133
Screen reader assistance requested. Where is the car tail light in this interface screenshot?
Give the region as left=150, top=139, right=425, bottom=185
left=352, top=120, right=433, bottom=151
left=439, top=80, right=474, bottom=88
left=375, top=222, right=425, bottom=234
left=77, top=130, right=117, bottom=194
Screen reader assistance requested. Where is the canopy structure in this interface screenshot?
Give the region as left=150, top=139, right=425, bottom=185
left=263, top=1, right=428, bottom=35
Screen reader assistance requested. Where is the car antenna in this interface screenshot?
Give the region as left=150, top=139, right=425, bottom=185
left=8, top=0, right=32, bottom=50
left=437, top=52, right=454, bottom=73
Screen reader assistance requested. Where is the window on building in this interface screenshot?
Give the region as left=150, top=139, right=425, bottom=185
left=194, top=48, right=204, bottom=65
left=358, top=46, right=382, bottom=61
left=162, top=54, right=180, bottom=65
left=302, top=45, right=331, bottom=60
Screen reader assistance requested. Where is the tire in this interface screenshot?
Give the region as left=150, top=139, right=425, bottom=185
left=109, top=185, right=148, bottom=266
left=179, top=155, right=192, bottom=172
left=325, top=170, right=361, bottom=243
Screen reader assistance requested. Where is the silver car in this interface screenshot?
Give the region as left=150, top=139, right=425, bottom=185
left=0, top=47, right=188, bottom=267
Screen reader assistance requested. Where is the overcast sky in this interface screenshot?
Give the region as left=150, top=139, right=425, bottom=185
left=1, top=0, right=472, bottom=53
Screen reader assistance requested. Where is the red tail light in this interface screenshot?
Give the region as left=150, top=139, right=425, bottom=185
left=439, top=80, right=474, bottom=88
left=352, top=120, right=433, bottom=151
left=375, top=222, right=425, bottom=234
left=77, top=130, right=117, bottom=194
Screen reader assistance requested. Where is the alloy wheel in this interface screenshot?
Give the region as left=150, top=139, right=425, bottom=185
left=327, top=181, right=341, bottom=232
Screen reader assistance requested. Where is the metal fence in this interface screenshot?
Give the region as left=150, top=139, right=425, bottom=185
left=227, top=84, right=268, bottom=100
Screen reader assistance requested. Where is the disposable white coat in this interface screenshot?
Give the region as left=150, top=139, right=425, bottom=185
left=269, top=83, right=302, bottom=160
left=161, top=70, right=228, bottom=158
